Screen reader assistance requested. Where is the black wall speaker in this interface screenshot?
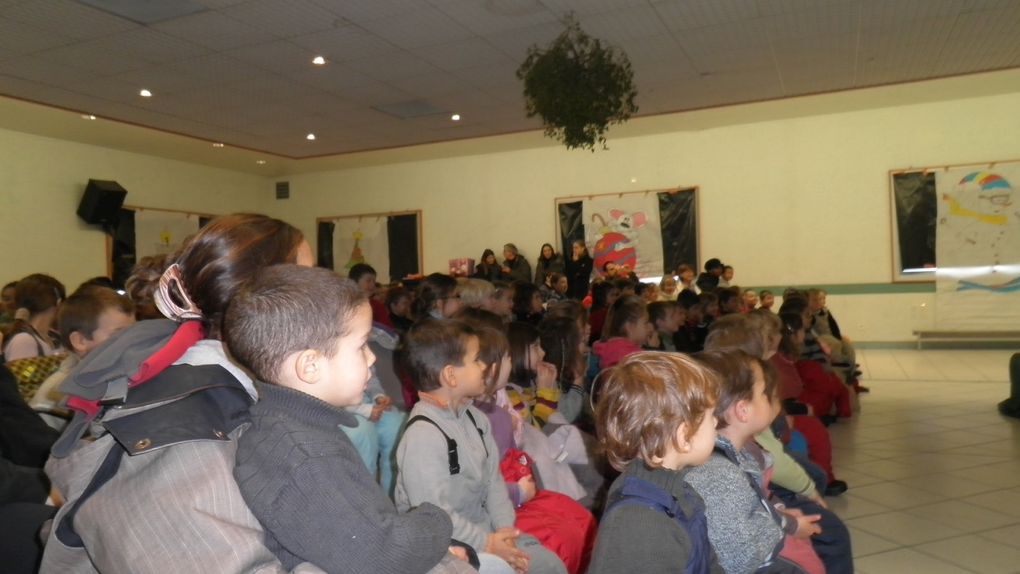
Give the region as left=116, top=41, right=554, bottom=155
left=77, top=179, right=127, bottom=225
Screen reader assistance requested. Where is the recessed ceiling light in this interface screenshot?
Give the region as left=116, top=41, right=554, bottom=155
left=306, top=133, right=316, bottom=141
left=81, top=114, right=96, bottom=120
left=451, top=114, right=461, bottom=121
left=139, top=89, right=153, bottom=97
left=630, top=177, right=638, bottom=183
left=256, top=159, right=267, bottom=165
left=212, top=142, right=224, bottom=148
left=312, top=56, right=326, bottom=65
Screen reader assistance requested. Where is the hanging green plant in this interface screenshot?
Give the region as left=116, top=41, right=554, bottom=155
left=516, top=15, right=638, bottom=151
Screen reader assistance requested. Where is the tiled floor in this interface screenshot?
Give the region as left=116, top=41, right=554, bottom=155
left=826, top=349, right=1020, bottom=574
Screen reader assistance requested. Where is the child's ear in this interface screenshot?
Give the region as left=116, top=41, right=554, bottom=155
left=293, top=349, right=323, bottom=385
left=440, top=364, right=458, bottom=388
left=674, top=422, right=693, bottom=453
left=734, top=399, right=752, bottom=424
left=68, top=331, right=90, bottom=355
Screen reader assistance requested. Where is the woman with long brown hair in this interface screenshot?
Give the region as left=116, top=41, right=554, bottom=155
left=42, top=214, right=319, bottom=573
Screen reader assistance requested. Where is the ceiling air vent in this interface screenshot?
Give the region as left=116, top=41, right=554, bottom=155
left=276, top=181, right=290, bottom=200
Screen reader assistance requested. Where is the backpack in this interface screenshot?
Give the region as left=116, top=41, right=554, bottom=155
left=603, top=476, right=712, bottom=574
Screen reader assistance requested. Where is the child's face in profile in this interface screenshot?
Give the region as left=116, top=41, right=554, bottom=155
left=451, top=335, right=486, bottom=398
left=684, top=409, right=718, bottom=467
left=743, top=291, right=758, bottom=309
left=527, top=340, right=545, bottom=370
left=356, top=273, right=376, bottom=297
left=75, top=308, right=136, bottom=357
left=760, top=293, right=774, bottom=309
left=662, top=277, right=677, bottom=293
left=745, top=363, right=774, bottom=434
left=627, top=312, right=654, bottom=344
left=321, top=302, right=376, bottom=407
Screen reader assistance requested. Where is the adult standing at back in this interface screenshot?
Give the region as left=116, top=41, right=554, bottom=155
left=501, top=243, right=532, bottom=284
left=534, top=243, right=565, bottom=285
left=566, top=240, right=594, bottom=301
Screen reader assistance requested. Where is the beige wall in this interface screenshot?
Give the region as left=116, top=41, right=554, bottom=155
left=3, top=74, right=1018, bottom=342
left=0, top=127, right=269, bottom=290
left=268, top=88, right=1020, bottom=341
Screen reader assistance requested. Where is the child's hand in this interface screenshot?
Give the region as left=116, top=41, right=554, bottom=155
left=486, top=528, right=529, bottom=573
left=805, top=490, right=828, bottom=509
left=517, top=475, right=537, bottom=504
left=535, top=361, right=558, bottom=390
left=647, top=330, right=661, bottom=348
left=369, top=396, right=393, bottom=421
left=784, top=508, right=823, bottom=539
left=448, top=546, right=469, bottom=562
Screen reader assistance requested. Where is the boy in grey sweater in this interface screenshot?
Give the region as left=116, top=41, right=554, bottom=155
left=395, top=319, right=566, bottom=574
left=225, top=265, right=472, bottom=574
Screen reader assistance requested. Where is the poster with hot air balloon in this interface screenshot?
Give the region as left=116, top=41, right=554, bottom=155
left=934, top=166, right=1020, bottom=329
left=582, top=193, right=663, bottom=279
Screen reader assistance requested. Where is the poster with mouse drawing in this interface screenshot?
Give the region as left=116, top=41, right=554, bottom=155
left=934, top=166, right=1020, bottom=329
left=582, top=194, right=663, bottom=280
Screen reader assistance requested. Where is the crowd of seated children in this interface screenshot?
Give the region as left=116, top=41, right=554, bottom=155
left=775, top=312, right=853, bottom=423
left=648, top=301, right=683, bottom=352
left=30, top=285, right=135, bottom=430
left=591, top=296, right=652, bottom=369
left=395, top=319, right=567, bottom=574
left=586, top=281, right=619, bottom=346
left=227, top=264, right=471, bottom=574
left=386, top=285, right=414, bottom=333
left=704, top=315, right=854, bottom=573
left=538, top=273, right=568, bottom=305
left=467, top=318, right=596, bottom=574
left=3, top=227, right=883, bottom=574
left=686, top=350, right=825, bottom=574
left=589, top=352, right=724, bottom=574
left=512, top=282, right=545, bottom=325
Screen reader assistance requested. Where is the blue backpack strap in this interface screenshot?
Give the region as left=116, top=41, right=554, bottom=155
left=604, top=476, right=711, bottom=574
left=406, top=415, right=460, bottom=475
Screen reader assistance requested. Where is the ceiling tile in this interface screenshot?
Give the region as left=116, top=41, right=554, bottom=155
left=539, top=0, right=649, bottom=17
left=431, top=0, right=558, bottom=35
left=3, top=0, right=138, bottom=40
left=358, top=6, right=474, bottom=49
left=652, top=0, right=760, bottom=31
left=0, top=20, right=78, bottom=59
left=224, top=40, right=318, bottom=75
left=218, top=0, right=341, bottom=38
left=78, top=28, right=211, bottom=65
left=0, top=55, right=99, bottom=86
left=288, top=25, right=400, bottom=62
left=152, top=10, right=269, bottom=51
left=417, top=38, right=514, bottom=72
left=345, top=51, right=442, bottom=82
left=580, top=7, right=672, bottom=44
left=34, top=41, right=152, bottom=76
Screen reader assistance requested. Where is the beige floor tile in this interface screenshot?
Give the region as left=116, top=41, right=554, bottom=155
left=854, top=548, right=975, bottom=574
left=846, top=510, right=968, bottom=545
left=903, top=499, right=1020, bottom=532
left=978, top=523, right=1020, bottom=549
left=960, top=488, right=1020, bottom=518
left=894, top=474, right=1002, bottom=499
left=827, top=493, right=895, bottom=520
left=953, top=462, right=1020, bottom=489
left=847, top=526, right=901, bottom=558
left=832, top=468, right=888, bottom=488
left=915, top=535, right=1020, bottom=574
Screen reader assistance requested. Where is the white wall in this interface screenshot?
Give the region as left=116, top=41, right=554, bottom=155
left=0, top=127, right=269, bottom=290
left=268, top=88, right=1020, bottom=341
